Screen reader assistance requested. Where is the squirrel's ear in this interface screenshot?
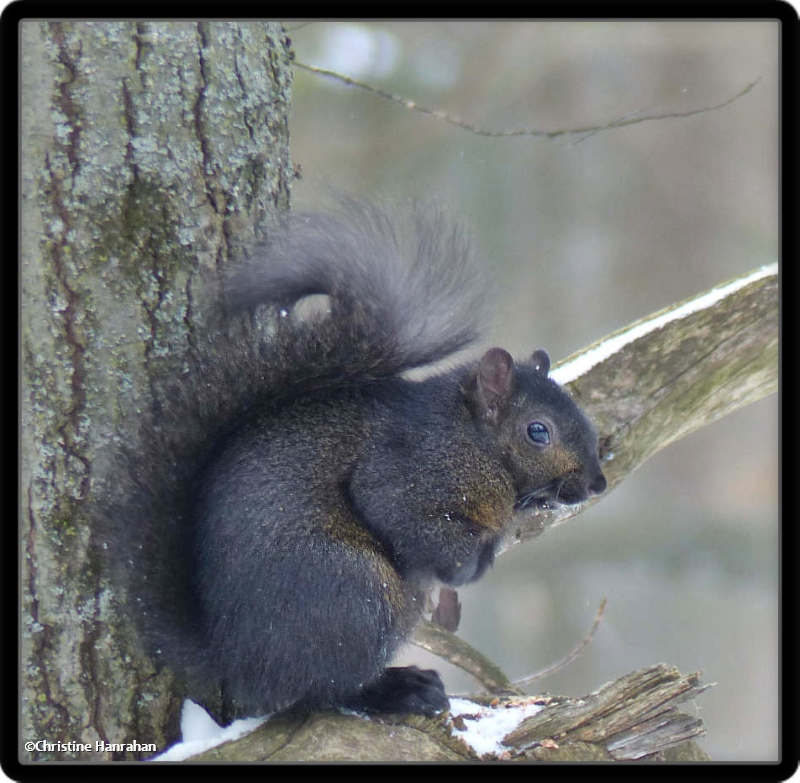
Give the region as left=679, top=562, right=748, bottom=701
left=476, top=348, right=515, bottom=422
left=531, top=349, right=550, bottom=376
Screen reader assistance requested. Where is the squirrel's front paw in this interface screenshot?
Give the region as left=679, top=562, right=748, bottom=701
left=349, top=666, right=449, bottom=717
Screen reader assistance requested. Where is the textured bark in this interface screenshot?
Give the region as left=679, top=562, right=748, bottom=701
left=184, top=664, right=711, bottom=762
left=190, top=710, right=473, bottom=763
left=501, top=664, right=710, bottom=761
left=20, top=20, right=292, bottom=761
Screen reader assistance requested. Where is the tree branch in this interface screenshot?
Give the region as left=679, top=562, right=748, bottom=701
left=512, top=598, right=608, bottom=687
left=184, top=664, right=711, bottom=762
left=295, top=60, right=759, bottom=140
left=411, top=619, right=518, bottom=694
left=500, top=663, right=713, bottom=761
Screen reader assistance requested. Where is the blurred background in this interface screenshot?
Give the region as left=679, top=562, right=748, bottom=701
left=286, top=21, right=779, bottom=761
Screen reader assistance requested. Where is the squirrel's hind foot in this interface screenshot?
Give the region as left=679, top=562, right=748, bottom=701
left=346, top=666, right=449, bottom=717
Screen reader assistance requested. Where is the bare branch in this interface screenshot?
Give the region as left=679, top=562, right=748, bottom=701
left=295, top=60, right=760, bottom=140
left=513, top=599, right=608, bottom=687
left=411, top=619, right=518, bottom=694
left=185, top=664, right=712, bottom=762
left=412, top=599, right=608, bottom=694
left=501, top=664, right=713, bottom=761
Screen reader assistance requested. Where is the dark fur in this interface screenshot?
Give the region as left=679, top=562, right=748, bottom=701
left=104, top=201, right=605, bottom=721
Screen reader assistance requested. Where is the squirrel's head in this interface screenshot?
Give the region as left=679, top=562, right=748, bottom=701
left=467, top=347, right=607, bottom=511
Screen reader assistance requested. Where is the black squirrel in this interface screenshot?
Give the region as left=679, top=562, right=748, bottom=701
left=107, top=200, right=606, bottom=722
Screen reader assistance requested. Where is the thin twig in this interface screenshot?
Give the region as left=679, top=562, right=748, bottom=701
left=284, top=23, right=314, bottom=34
left=513, top=598, right=608, bottom=687
left=294, top=61, right=760, bottom=140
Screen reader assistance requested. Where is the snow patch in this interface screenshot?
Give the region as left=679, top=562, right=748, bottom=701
left=150, top=700, right=267, bottom=762
left=448, top=697, right=545, bottom=757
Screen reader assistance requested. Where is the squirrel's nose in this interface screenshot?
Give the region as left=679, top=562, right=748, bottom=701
left=589, top=472, right=607, bottom=495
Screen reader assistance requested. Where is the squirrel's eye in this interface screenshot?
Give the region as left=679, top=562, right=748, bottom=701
left=527, top=421, right=550, bottom=445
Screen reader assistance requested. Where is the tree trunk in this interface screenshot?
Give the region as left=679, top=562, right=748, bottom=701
left=20, top=20, right=293, bottom=760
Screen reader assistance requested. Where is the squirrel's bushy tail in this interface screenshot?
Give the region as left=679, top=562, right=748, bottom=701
left=225, top=198, right=485, bottom=382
